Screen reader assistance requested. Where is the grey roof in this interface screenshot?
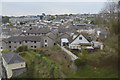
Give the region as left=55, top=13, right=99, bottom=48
left=58, top=27, right=74, bottom=33
left=75, top=23, right=87, bottom=26
left=4, top=36, right=41, bottom=42
left=2, top=52, right=25, bottom=64
left=25, top=28, right=50, bottom=34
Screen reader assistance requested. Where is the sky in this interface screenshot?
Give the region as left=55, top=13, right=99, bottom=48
left=0, top=0, right=108, bottom=16
left=1, top=0, right=108, bottom=2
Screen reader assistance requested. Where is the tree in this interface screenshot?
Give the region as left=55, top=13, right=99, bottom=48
left=83, top=20, right=88, bottom=24
left=74, top=58, right=86, bottom=67
left=95, top=1, right=119, bottom=34
left=16, top=46, right=28, bottom=52
left=7, top=23, right=13, bottom=26
left=2, top=16, right=10, bottom=24
left=1, top=49, right=10, bottom=54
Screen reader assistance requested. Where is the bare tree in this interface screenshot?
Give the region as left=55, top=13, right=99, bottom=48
left=95, top=0, right=119, bottom=34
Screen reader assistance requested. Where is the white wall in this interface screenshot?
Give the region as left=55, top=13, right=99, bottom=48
left=71, top=34, right=90, bottom=45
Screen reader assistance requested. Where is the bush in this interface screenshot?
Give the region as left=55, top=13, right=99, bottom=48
left=74, top=58, right=86, bottom=67
left=1, top=49, right=10, bottom=54
left=16, top=46, right=28, bottom=52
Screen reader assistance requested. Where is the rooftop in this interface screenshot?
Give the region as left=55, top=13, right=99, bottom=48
left=2, top=52, right=25, bottom=64
left=4, top=36, right=41, bottom=42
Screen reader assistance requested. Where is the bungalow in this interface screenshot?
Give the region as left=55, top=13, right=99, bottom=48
left=69, top=34, right=94, bottom=50
left=2, top=52, right=26, bottom=78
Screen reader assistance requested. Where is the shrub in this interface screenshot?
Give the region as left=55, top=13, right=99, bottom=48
left=16, top=46, right=28, bottom=52
left=1, top=49, right=10, bottom=54
left=74, top=58, right=86, bottom=67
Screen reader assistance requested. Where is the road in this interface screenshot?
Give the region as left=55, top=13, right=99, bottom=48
left=57, top=44, right=78, bottom=60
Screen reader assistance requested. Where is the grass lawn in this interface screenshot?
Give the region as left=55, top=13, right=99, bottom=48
left=86, top=17, right=95, bottom=20
left=68, top=65, right=118, bottom=78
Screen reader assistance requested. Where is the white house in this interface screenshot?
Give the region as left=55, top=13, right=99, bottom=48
left=2, top=52, right=26, bottom=78
left=69, top=34, right=94, bottom=50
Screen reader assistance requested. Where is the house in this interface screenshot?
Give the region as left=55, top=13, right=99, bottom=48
left=74, top=23, right=88, bottom=30
left=95, top=27, right=108, bottom=39
left=69, top=34, right=94, bottom=50
left=2, top=52, right=26, bottom=78
left=2, top=35, right=56, bottom=51
left=58, top=33, right=71, bottom=43
left=22, top=28, right=51, bottom=36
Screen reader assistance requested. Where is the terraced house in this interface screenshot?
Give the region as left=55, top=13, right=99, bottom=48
left=2, top=35, right=56, bottom=51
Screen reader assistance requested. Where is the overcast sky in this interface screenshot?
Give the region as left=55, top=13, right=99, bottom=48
left=2, top=0, right=108, bottom=2
left=1, top=0, right=108, bottom=16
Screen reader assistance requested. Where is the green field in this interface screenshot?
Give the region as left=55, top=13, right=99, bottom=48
left=86, top=17, right=95, bottom=20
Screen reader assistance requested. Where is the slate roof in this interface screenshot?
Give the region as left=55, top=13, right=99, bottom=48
left=4, top=36, right=41, bottom=42
left=2, top=52, right=25, bottom=64
left=58, top=27, right=74, bottom=33
left=75, top=23, right=87, bottom=26
left=25, top=28, right=51, bottom=34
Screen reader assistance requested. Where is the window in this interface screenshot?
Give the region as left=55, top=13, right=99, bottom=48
left=79, top=37, right=82, bottom=40
left=45, top=45, right=47, bottom=47
left=34, top=46, right=36, bottom=48
left=14, top=42, right=16, bottom=43
left=34, top=41, right=36, bottom=43
left=19, top=42, right=21, bottom=44
left=31, top=46, right=33, bottom=48
left=45, top=40, right=47, bottom=42
left=28, top=33, right=29, bottom=35
left=1, top=47, right=2, bottom=49
left=54, top=43, right=56, bottom=45
left=9, top=41, right=11, bottom=43
left=25, top=41, right=27, bottom=43
left=9, top=46, right=11, bottom=48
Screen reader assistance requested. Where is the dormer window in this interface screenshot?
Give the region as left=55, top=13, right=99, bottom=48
left=79, top=37, right=82, bottom=40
